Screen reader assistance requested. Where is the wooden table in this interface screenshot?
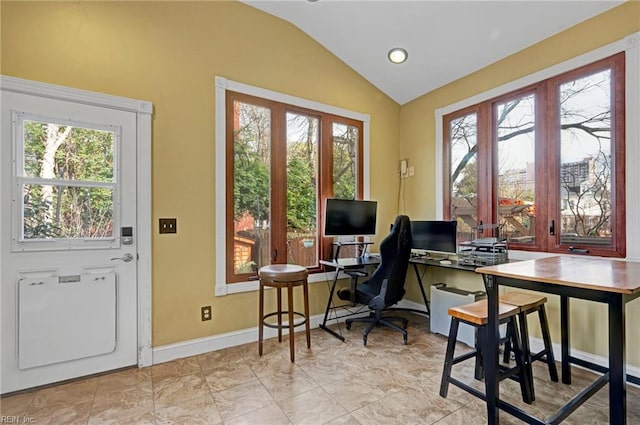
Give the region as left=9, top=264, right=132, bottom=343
left=476, top=256, right=640, bottom=425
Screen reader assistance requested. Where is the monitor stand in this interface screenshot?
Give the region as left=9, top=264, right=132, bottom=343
left=332, top=241, right=373, bottom=260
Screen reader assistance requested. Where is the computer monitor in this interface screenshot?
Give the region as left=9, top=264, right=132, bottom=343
left=324, top=198, right=377, bottom=236
left=411, top=220, right=457, bottom=254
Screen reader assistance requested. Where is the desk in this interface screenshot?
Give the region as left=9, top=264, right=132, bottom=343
left=477, top=256, right=640, bottom=425
left=319, top=255, right=472, bottom=341
left=319, top=256, right=382, bottom=341
left=409, top=257, right=478, bottom=315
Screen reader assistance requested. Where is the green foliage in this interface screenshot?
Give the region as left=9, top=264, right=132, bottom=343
left=286, top=157, right=315, bottom=230
left=23, top=189, right=60, bottom=239
left=233, top=150, right=270, bottom=222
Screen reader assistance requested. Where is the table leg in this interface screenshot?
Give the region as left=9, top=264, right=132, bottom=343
left=483, top=274, right=499, bottom=425
left=412, top=262, right=430, bottom=315
left=560, top=295, right=571, bottom=384
left=609, top=293, right=626, bottom=425
left=319, top=271, right=345, bottom=341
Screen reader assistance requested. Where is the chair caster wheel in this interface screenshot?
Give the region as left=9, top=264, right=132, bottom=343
left=403, top=320, right=409, bottom=330
left=346, top=322, right=352, bottom=330
left=403, top=335, right=408, bottom=345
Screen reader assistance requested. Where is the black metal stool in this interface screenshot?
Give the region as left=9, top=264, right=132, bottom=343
left=439, top=299, right=533, bottom=404
left=258, top=264, right=310, bottom=362
left=500, top=291, right=559, bottom=400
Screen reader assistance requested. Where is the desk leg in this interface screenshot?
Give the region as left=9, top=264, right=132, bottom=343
left=560, top=295, right=571, bottom=384
left=319, top=272, right=345, bottom=342
left=412, top=262, right=430, bottom=315
left=483, top=274, right=499, bottom=425
left=609, top=293, right=626, bottom=425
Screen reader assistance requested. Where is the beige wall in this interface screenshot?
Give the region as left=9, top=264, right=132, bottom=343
left=400, top=1, right=640, bottom=365
left=1, top=1, right=401, bottom=346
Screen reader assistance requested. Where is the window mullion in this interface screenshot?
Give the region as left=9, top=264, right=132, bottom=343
left=477, top=103, right=494, bottom=236
left=270, top=104, right=287, bottom=264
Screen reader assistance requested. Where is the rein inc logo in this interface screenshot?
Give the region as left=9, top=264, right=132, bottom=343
left=1, top=417, right=35, bottom=424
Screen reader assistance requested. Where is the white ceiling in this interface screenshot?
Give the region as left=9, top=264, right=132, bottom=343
left=243, top=0, right=623, bottom=105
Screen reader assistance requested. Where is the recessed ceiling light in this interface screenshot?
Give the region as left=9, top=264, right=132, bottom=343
left=388, top=48, right=408, bottom=64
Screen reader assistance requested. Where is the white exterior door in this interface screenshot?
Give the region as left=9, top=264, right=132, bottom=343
left=1, top=78, right=152, bottom=393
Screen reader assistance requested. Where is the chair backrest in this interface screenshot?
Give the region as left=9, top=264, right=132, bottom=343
left=366, top=215, right=412, bottom=306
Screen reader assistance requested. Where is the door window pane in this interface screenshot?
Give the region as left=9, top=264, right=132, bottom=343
left=232, top=101, right=271, bottom=274
left=496, top=94, right=536, bottom=244
left=19, top=118, right=116, bottom=241
left=23, top=184, right=114, bottom=239
left=449, top=113, right=478, bottom=244
left=286, top=112, right=319, bottom=267
left=558, top=69, right=612, bottom=246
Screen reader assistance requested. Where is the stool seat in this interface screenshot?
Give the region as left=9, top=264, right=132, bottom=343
left=258, top=264, right=308, bottom=282
left=500, top=291, right=547, bottom=311
left=258, top=264, right=311, bottom=363
left=448, top=299, right=519, bottom=326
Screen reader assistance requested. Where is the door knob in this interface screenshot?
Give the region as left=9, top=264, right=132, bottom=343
left=110, top=253, right=134, bottom=262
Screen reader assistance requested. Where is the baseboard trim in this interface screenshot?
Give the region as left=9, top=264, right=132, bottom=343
left=152, top=310, right=361, bottom=365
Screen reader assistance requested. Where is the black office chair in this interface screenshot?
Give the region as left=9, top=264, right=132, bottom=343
left=337, top=215, right=413, bottom=345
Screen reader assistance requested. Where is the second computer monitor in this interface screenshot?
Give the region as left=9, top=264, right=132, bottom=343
left=411, top=220, right=457, bottom=255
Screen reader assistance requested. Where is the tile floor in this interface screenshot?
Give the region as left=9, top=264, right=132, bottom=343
left=2, top=314, right=639, bottom=424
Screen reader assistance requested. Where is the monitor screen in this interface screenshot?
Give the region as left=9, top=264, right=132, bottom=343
left=324, top=199, right=378, bottom=236
left=411, top=220, right=457, bottom=254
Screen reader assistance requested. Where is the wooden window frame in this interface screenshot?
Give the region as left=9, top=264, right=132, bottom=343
left=225, top=91, right=364, bottom=283
left=443, top=52, right=625, bottom=258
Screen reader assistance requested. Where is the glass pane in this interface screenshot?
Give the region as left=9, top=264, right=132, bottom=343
left=332, top=123, right=357, bottom=199
left=332, top=122, right=358, bottom=257
left=23, top=184, right=114, bottom=239
left=496, top=94, right=536, bottom=244
left=22, top=119, right=114, bottom=182
left=559, top=69, right=612, bottom=246
left=286, top=112, right=319, bottom=267
left=449, top=113, right=477, bottom=244
left=232, top=101, right=271, bottom=274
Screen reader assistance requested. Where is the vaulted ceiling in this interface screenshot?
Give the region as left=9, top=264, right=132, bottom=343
left=243, top=1, right=623, bottom=104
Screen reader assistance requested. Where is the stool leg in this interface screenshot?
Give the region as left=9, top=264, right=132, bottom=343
left=509, top=317, right=534, bottom=404
left=440, top=318, right=460, bottom=398
left=277, top=287, right=283, bottom=343
left=287, top=284, right=295, bottom=362
left=475, top=327, right=485, bottom=381
left=259, top=282, right=264, bottom=357
left=303, top=281, right=311, bottom=349
left=502, top=336, right=512, bottom=364
left=538, top=305, right=559, bottom=382
left=517, top=311, right=536, bottom=401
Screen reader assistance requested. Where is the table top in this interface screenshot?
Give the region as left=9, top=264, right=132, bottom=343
left=476, top=256, right=640, bottom=295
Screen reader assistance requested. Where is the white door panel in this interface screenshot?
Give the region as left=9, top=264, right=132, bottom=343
left=1, top=88, right=139, bottom=392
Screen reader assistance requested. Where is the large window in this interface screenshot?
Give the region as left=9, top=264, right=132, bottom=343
left=225, top=91, right=363, bottom=283
left=444, top=52, right=625, bottom=257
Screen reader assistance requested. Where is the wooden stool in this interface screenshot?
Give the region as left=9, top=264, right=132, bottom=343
left=439, top=299, right=533, bottom=404
left=500, top=291, right=559, bottom=399
left=258, top=264, right=310, bottom=362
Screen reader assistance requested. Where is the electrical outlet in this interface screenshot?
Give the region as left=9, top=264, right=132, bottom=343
left=201, top=305, right=212, bottom=321
left=159, top=218, right=177, bottom=234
